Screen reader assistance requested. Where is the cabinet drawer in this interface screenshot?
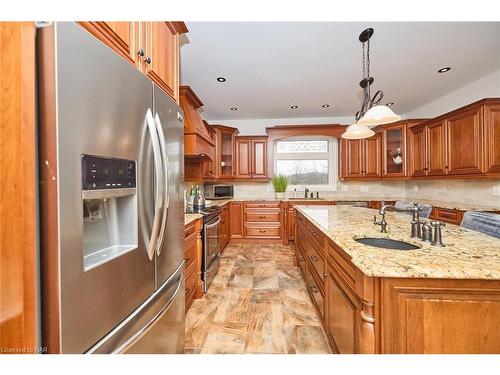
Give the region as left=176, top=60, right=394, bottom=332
left=307, top=242, right=325, bottom=286
left=430, top=207, right=464, bottom=225
left=327, top=241, right=356, bottom=291
left=185, top=222, right=196, bottom=238
left=245, top=202, right=280, bottom=209
left=307, top=222, right=326, bottom=254
left=245, top=225, right=280, bottom=238
left=306, top=264, right=325, bottom=320
left=245, top=210, right=280, bottom=222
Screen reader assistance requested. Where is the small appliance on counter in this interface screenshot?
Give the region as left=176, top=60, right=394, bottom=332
left=204, top=184, right=233, bottom=200
left=191, top=185, right=206, bottom=210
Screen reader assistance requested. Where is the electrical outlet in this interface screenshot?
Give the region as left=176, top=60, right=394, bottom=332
left=360, top=185, right=369, bottom=193
left=341, top=185, right=348, bottom=192
left=493, top=185, right=500, bottom=196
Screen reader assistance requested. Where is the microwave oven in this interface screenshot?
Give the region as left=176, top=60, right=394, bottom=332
left=204, top=184, right=234, bottom=199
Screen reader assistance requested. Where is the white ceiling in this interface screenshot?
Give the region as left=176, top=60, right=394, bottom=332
left=180, top=22, right=500, bottom=121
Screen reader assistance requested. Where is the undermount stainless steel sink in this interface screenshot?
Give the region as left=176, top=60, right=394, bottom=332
left=354, top=237, right=421, bottom=250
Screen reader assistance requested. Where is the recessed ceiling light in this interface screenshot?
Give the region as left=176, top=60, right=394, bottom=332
left=322, top=104, right=330, bottom=108
left=217, top=77, right=226, bottom=82
left=438, top=67, right=451, bottom=73
left=386, top=102, right=394, bottom=106
left=230, top=107, right=237, bottom=111
left=290, top=105, right=298, bottom=109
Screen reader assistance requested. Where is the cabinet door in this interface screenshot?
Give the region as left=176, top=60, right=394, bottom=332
left=446, top=106, right=484, bottom=175
left=326, top=269, right=360, bottom=354
left=362, top=135, right=382, bottom=178
left=251, top=139, right=267, bottom=178
left=427, top=120, right=447, bottom=176
left=484, top=104, right=500, bottom=174
left=235, top=139, right=252, bottom=178
left=229, top=202, right=244, bottom=239
left=219, top=130, right=235, bottom=178
left=145, top=22, right=179, bottom=102
left=341, top=139, right=363, bottom=178
left=408, top=126, right=427, bottom=177
left=382, top=124, right=406, bottom=177
left=78, top=22, right=136, bottom=65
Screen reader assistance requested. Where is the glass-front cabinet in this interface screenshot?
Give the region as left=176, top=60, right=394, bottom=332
left=382, top=123, right=407, bottom=178
left=212, top=125, right=239, bottom=179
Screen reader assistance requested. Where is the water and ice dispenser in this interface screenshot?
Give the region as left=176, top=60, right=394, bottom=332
left=81, top=155, right=138, bottom=271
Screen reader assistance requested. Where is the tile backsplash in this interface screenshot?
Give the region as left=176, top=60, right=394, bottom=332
left=186, top=179, right=500, bottom=207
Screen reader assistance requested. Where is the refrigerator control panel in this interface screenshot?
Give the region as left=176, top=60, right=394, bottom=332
left=81, top=154, right=136, bottom=190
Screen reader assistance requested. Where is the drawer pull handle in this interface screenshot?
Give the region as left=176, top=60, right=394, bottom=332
left=309, top=255, right=319, bottom=262
left=185, top=257, right=190, bottom=263
left=259, top=230, right=266, bottom=233
left=310, top=285, right=319, bottom=294
left=259, top=216, right=266, bottom=219
left=311, top=232, right=317, bottom=236
left=185, top=288, right=190, bottom=296
left=298, top=256, right=304, bottom=261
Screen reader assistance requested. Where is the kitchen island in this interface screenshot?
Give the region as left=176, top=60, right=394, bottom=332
left=294, top=205, right=500, bottom=354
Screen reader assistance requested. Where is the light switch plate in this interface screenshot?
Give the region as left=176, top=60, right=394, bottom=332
left=341, top=185, right=348, bottom=192
left=360, top=185, right=369, bottom=193
left=493, top=185, right=500, bottom=196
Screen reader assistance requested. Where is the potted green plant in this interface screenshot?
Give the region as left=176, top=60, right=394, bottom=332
left=272, top=174, right=288, bottom=199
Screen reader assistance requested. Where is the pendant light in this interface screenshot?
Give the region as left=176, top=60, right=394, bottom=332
left=341, top=122, right=375, bottom=140
left=341, top=28, right=400, bottom=139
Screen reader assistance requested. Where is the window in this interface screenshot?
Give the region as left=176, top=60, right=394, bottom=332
left=274, top=136, right=337, bottom=190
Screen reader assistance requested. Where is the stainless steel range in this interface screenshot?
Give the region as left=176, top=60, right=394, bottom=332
left=186, top=205, right=222, bottom=292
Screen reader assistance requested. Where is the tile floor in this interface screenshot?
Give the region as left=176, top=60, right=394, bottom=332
left=184, top=242, right=332, bottom=354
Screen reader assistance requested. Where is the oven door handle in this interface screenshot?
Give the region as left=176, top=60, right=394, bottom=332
left=205, top=217, right=221, bottom=229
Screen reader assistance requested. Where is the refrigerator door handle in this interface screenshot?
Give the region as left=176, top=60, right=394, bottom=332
left=154, top=113, right=170, bottom=256
left=145, top=108, right=164, bottom=260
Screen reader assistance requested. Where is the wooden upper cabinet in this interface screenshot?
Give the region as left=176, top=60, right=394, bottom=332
left=408, top=126, right=427, bottom=177
left=340, top=136, right=380, bottom=179
left=235, top=139, right=252, bottom=178
left=446, top=106, right=484, bottom=175
left=426, top=120, right=447, bottom=176
left=251, top=138, right=267, bottom=179
left=484, top=103, right=500, bottom=174
left=78, top=22, right=136, bottom=65
left=340, top=139, right=363, bottom=178
left=363, top=134, right=382, bottom=178
left=235, top=137, right=268, bottom=179
left=382, top=123, right=406, bottom=177
left=144, top=22, right=179, bottom=102
left=212, top=125, right=239, bottom=179
left=78, top=21, right=187, bottom=103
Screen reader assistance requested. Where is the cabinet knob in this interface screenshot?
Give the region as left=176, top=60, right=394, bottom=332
left=310, top=285, right=319, bottom=294
left=323, top=272, right=328, bottom=278
left=137, top=48, right=144, bottom=57
left=145, top=56, right=152, bottom=64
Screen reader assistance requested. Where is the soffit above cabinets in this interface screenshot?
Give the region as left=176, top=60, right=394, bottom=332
left=180, top=22, right=500, bottom=121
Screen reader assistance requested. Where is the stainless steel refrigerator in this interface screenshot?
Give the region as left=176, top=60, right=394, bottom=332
left=38, top=22, right=185, bottom=353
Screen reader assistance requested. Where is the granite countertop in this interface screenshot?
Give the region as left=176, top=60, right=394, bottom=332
left=204, top=197, right=500, bottom=211
left=295, top=205, right=500, bottom=280
left=185, top=213, right=203, bottom=226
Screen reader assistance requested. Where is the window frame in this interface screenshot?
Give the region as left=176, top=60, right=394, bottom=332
left=273, top=135, right=338, bottom=191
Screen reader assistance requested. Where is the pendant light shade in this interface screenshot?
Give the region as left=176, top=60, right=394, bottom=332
left=357, top=104, right=401, bottom=127
left=341, top=122, right=375, bottom=140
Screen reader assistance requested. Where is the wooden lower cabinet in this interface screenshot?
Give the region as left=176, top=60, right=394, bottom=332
left=326, top=267, right=361, bottom=354
left=220, top=203, right=229, bottom=250
left=242, top=201, right=281, bottom=240
left=184, top=217, right=203, bottom=312
left=229, top=201, right=244, bottom=239
left=295, top=211, right=500, bottom=354
left=381, top=278, right=500, bottom=354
